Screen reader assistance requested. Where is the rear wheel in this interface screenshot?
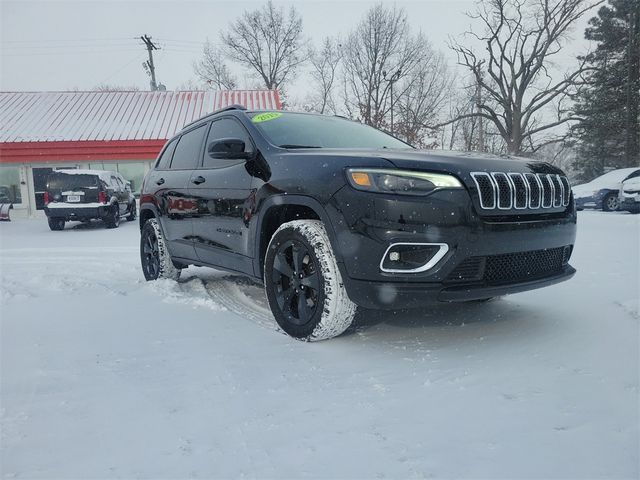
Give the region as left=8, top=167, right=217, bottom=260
left=140, top=218, right=181, bottom=281
left=126, top=202, right=137, bottom=222
left=104, top=205, right=120, bottom=228
left=264, top=220, right=357, bottom=341
left=602, top=193, right=620, bottom=212
left=47, top=217, right=65, bottom=231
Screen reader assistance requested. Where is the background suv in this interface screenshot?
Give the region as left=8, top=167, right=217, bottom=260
left=139, top=106, right=576, bottom=341
left=44, top=169, right=136, bottom=230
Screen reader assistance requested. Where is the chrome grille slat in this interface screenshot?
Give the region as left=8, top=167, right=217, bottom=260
left=492, top=172, right=513, bottom=209
left=472, top=171, right=571, bottom=212
left=539, top=174, right=554, bottom=208
left=508, top=173, right=528, bottom=209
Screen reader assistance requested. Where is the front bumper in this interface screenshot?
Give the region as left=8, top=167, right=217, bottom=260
left=344, top=266, right=576, bottom=309
left=326, top=187, right=577, bottom=309
left=620, top=196, right=640, bottom=212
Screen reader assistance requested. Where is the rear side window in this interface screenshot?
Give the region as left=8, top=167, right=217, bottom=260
left=171, top=125, right=207, bottom=170
left=156, top=139, right=178, bottom=170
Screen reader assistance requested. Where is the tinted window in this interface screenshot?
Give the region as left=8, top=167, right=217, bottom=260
left=171, top=125, right=207, bottom=170
left=203, top=117, right=254, bottom=168
left=47, top=173, right=98, bottom=190
left=156, top=139, right=177, bottom=170
left=248, top=111, right=412, bottom=149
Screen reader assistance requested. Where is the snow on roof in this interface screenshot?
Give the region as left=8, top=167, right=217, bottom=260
left=0, top=90, right=281, bottom=143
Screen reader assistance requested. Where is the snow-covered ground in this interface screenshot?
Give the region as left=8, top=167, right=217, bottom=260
left=1, top=212, right=638, bottom=479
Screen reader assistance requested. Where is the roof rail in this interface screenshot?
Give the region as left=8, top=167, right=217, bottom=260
left=182, top=104, right=247, bottom=129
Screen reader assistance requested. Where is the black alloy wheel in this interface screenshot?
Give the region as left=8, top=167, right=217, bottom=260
left=271, top=239, right=322, bottom=326
left=141, top=226, right=160, bottom=280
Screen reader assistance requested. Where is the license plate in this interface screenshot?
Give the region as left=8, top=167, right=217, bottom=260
left=66, top=195, right=80, bottom=202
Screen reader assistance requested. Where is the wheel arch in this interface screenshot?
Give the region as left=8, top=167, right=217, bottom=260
left=139, top=204, right=159, bottom=230
left=253, top=195, right=346, bottom=279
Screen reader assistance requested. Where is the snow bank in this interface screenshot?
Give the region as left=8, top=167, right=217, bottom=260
left=1, top=213, right=638, bottom=478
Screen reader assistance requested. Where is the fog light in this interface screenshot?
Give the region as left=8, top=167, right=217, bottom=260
left=380, top=243, right=449, bottom=273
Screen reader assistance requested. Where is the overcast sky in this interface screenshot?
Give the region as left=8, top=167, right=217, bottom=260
left=1, top=0, right=595, bottom=101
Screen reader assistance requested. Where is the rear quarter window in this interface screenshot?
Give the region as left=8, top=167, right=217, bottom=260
left=156, top=139, right=178, bottom=170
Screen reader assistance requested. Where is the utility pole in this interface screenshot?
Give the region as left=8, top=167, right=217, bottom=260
left=140, top=34, right=159, bottom=91
left=383, top=69, right=402, bottom=135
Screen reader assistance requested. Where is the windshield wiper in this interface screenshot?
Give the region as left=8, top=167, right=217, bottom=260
left=278, top=144, right=322, bottom=149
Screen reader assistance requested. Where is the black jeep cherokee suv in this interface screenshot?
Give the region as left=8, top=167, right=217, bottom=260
left=139, top=106, right=576, bottom=341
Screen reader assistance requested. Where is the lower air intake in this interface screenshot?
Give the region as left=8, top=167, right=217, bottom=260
left=445, top=246, right=572, bottom=285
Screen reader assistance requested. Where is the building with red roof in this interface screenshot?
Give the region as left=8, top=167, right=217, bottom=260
left=0, top=90, right=281, bottom=216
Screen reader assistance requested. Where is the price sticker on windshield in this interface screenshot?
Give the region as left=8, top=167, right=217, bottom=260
left=251, top=112, right=282, bottom=123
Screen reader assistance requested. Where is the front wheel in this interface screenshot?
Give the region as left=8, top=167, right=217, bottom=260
left=602, top=193, right=620, bottom=212
left=264, top=220, right=357, bottom=341
left=140, top=218, right=181, bottom=281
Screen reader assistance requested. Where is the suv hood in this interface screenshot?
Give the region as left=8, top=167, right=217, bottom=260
left=285, top=148, right=564, bottom=179
left=373, top=149, right=563, bottom=177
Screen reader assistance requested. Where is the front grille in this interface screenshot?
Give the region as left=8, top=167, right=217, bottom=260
left=445, top=246, right=572, bottom=285
left=471, top=172, right=571, bottom=211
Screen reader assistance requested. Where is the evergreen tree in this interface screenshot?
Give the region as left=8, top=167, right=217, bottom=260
left=573, top=0, right=640, bottom=181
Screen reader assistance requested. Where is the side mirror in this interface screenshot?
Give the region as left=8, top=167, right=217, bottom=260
left=208, top=138, right=251, bottom=160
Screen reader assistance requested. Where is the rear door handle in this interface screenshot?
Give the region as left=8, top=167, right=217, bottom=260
left=192, top=176, right=206, bottom=185
left=156, top=178, right=165, bottom=185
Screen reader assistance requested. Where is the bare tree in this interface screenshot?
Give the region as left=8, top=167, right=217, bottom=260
left=94, top=84, right=140, bottom=92
left=220, top=0, right=306, bottom=91
left=342, top=4, right=426, bottom=129
left=394, top=50, right=451, bottom=147
left=449, top=0, right=601, bottom=155
left=194, top=41, right=238, bottom=90
left=307, top=37, right=343, bottom=114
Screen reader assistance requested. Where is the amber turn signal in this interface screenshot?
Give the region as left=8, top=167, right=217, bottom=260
left=350, top=172, right=371, bottom=187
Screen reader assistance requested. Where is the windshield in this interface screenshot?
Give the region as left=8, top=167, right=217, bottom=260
left=47, top=173, right=99, bottom=190
left=248, top=111, right=413, bottom=149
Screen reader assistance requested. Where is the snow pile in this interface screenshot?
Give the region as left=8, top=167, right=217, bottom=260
left=1, top=213, right=638, bottom=478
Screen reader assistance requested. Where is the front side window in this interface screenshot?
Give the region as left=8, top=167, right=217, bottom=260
left=171, top=125, right=207, bottom=170
left=248, top=112, right=412, bottom=150
left=203, top=117, right=254, bottom=168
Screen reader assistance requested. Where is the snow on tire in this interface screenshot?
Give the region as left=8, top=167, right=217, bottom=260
left=264, top=219, right=357, bottom=341
left=140, top=218, right=181, bottom=281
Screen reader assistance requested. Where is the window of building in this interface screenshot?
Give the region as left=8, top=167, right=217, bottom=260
left=116, top=162, right=147, bottom=194
left=0, top=166, right=22, bottom=204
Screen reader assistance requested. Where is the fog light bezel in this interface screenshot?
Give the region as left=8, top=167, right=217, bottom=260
left=380, top=242, right=449, bottom=274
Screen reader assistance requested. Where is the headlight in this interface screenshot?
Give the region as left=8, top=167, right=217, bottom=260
left=346, top=168, right=463, bottom=195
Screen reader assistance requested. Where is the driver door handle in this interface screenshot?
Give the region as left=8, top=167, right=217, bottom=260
left=156, top=178, right=165, bottom=185
left=192, top=176, right=206, bottom=185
